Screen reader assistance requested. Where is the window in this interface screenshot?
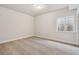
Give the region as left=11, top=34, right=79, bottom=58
left=57, top=16, right=75, bottom=32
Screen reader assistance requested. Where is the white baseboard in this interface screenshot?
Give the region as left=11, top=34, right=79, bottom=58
left=0, top=35, right=33, bottom=44
left=35, top=35, right=79, bottom=46
left=0, top=34, right=78, bottom=47
left=35, top=35, right=57, bottom=41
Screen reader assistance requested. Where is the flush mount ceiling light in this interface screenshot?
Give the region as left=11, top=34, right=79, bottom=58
left=32, top=4, right=45, bottom=9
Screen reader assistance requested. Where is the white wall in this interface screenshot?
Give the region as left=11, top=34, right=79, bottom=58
left=35, top=8, right=77, bottom=45
left=0, top=6, right=77, bottom=45
left=0, top=7, right=34, bottom=43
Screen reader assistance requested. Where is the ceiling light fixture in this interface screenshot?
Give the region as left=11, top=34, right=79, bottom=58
left=32, top=4, right=45, bottom=9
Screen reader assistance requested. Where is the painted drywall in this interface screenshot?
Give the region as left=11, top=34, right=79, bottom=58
left=0, top=7, right=34, bottom=42
left=35, top=8, right=77, bottom=45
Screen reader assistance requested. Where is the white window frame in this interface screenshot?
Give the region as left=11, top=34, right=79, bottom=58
left=56, top=15, right=76, bottom=32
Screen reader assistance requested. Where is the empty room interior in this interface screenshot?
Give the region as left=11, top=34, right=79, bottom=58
left=0, top=4, right=79, bottom=55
